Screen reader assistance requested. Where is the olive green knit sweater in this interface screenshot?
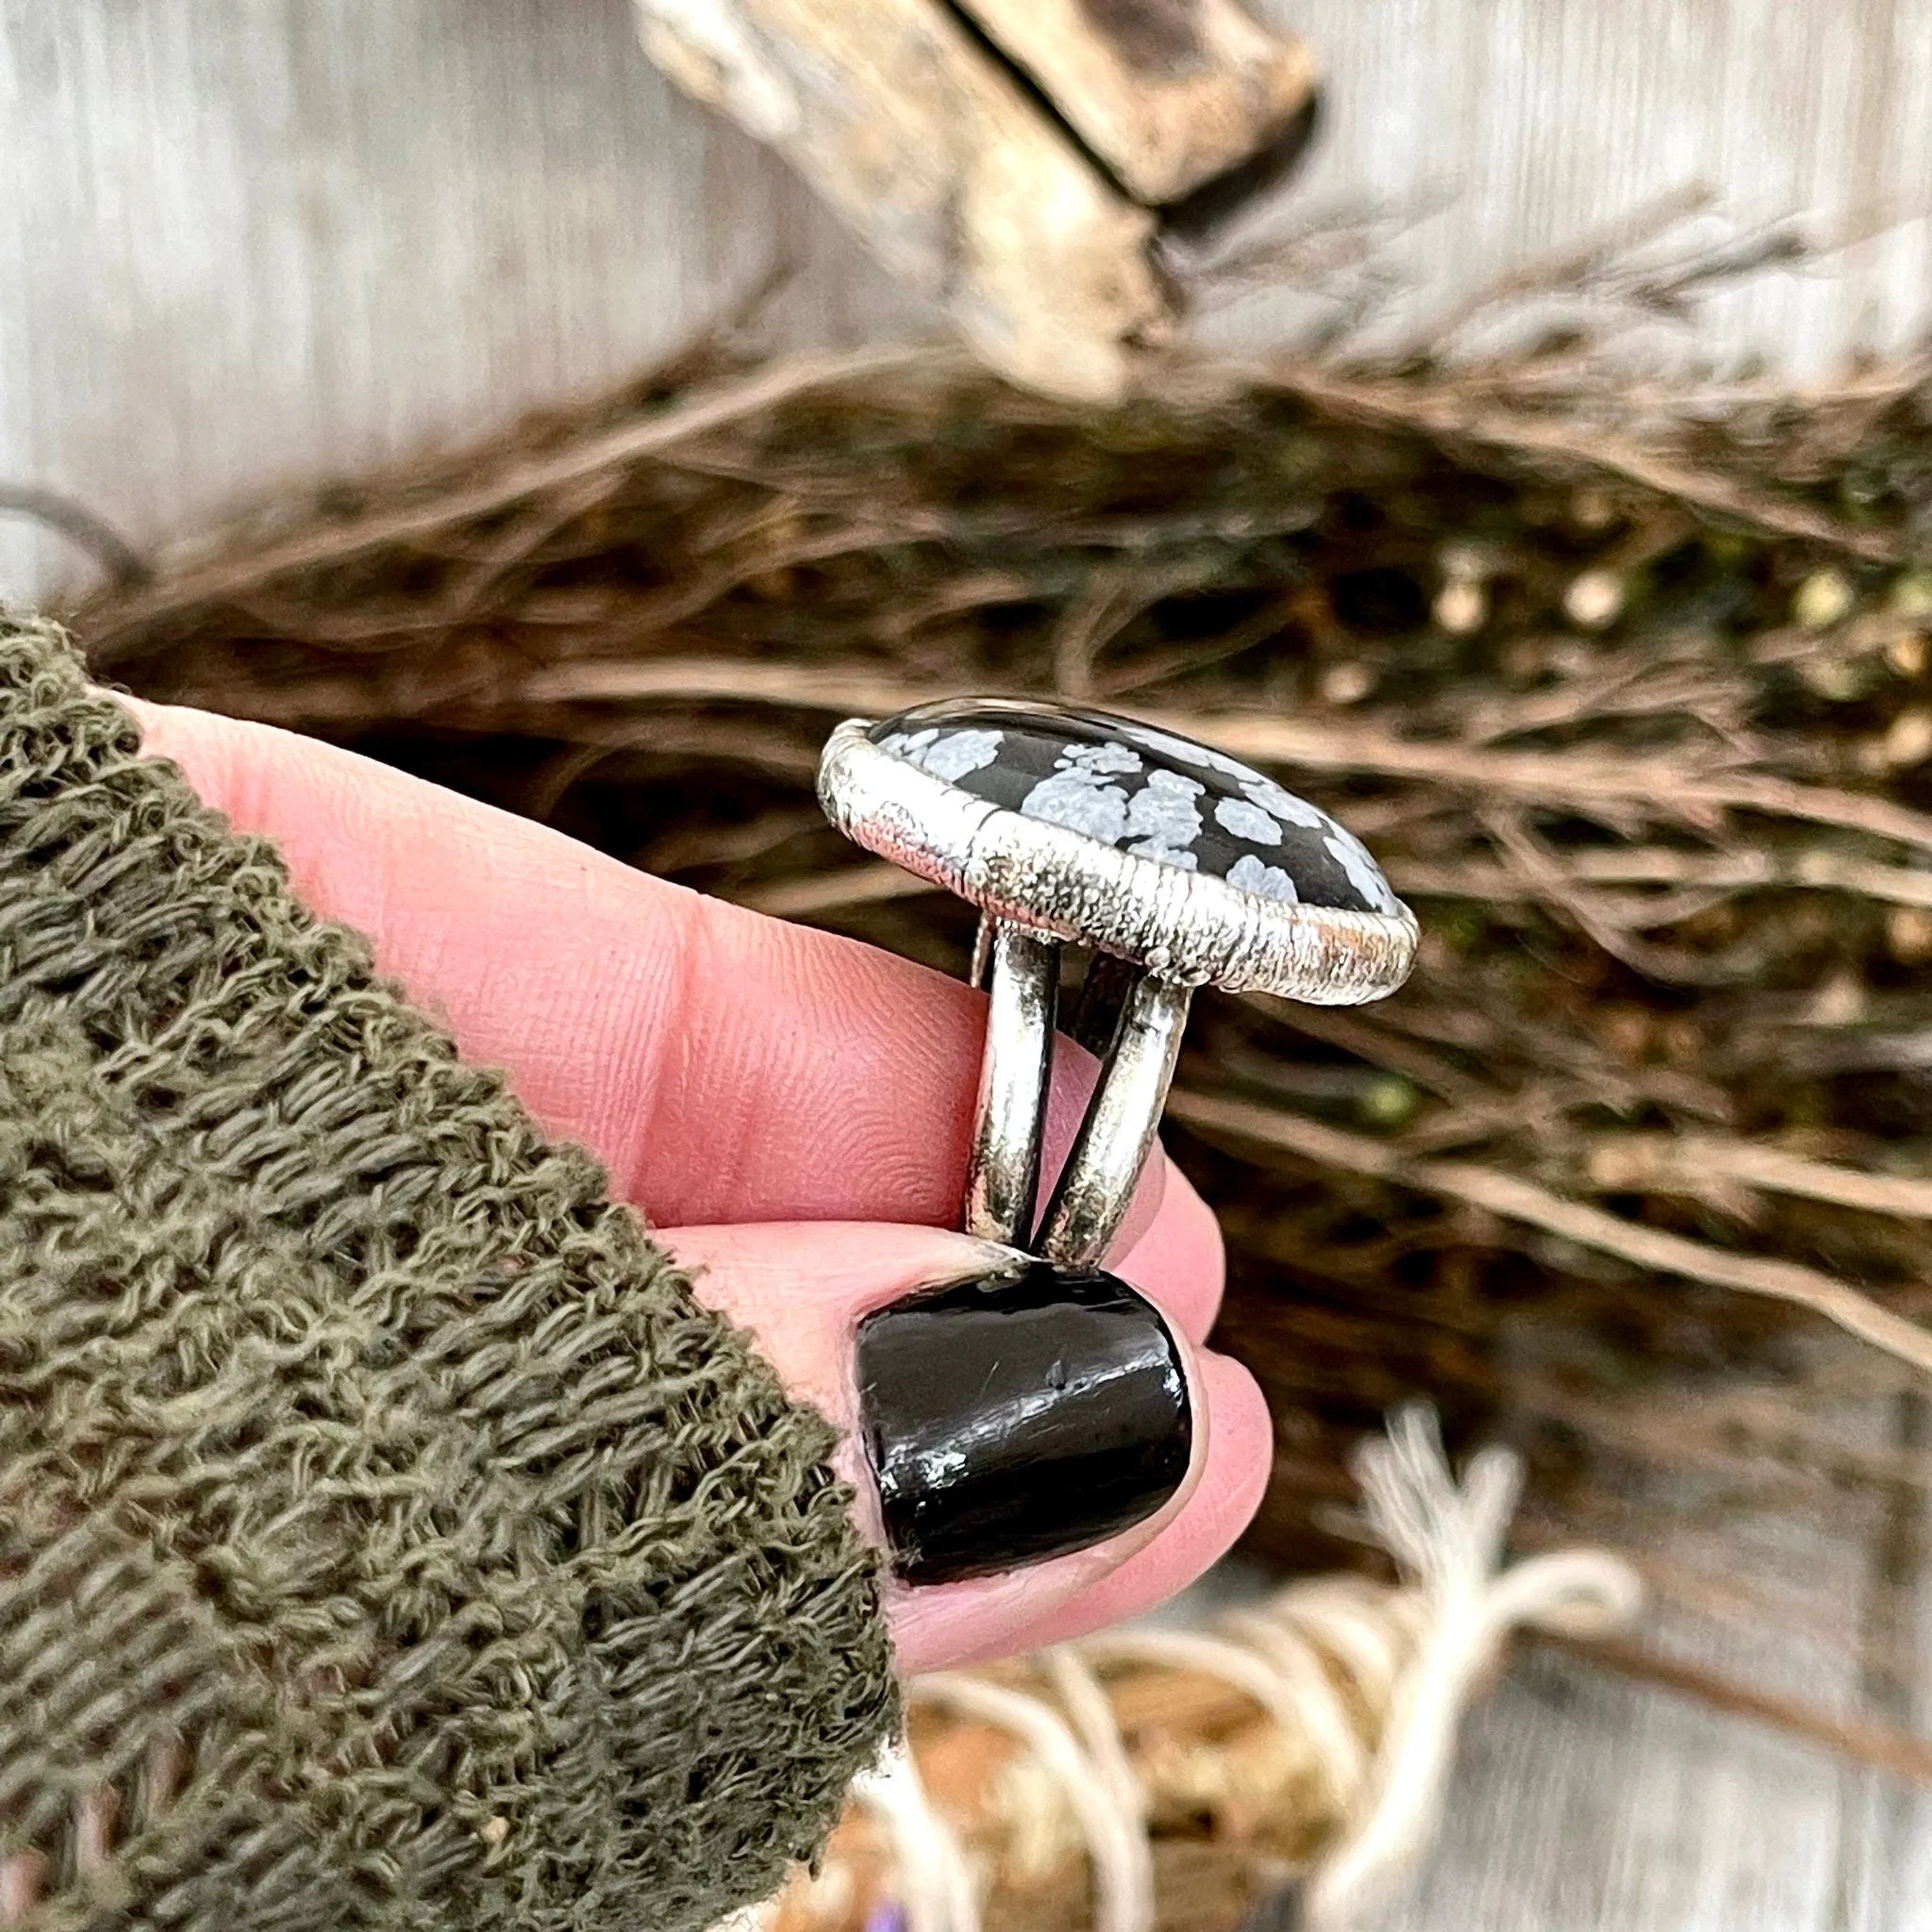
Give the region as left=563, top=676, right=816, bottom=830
left=0, top=615, right=895, bottom=1930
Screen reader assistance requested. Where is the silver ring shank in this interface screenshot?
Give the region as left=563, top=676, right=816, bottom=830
left=962, top=921, right=1059, bottom=1245
left=965, top=921, right=1192, bottom=1266
left=1037, top=975, right=1191, bottom=1266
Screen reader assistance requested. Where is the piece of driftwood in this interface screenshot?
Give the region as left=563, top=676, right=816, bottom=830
left=627, top=0, right=1312, bottom=398
left=954, top=0, right=1315, bottom=207
left=632, top=0, right=1169, bottom=400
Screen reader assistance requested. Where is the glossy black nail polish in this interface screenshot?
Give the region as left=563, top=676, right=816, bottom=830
left=856, top=1257, right=1192, bottom=1586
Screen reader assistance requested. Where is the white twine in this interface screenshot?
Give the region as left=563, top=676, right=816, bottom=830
left=1041, top=1648, right=1158, bottom=1932
left=907, top=1672, right=1154, bottom=1932
left=1302, top=1407, right=1641, bottom=1928
left=844, top=1405, right=1642, bottom=1932
left=847, top=1746, right=979, bottom=1932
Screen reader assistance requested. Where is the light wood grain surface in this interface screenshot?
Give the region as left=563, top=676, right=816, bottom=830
left=5, top=5, right=1932, bottom=1924
left=6, top=0, right=1932, bottom=607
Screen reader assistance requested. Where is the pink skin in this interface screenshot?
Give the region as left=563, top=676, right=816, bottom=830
left=124, top=701, right=1274, bottom=1671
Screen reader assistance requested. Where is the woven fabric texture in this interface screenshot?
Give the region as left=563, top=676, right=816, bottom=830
left=0, top=614, right=895, bottom=1931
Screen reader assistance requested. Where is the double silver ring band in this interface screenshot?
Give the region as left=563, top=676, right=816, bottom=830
left=964, top=916, right=1193, bottom=1266
left=815, top=717, right=1420, bottom=1265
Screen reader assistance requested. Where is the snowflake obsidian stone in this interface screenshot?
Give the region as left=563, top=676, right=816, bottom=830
left=870, top=699, right=1402, bottom=915
left=819, top=697, right=1418, bottom=1269
left=818, top=698, right=1417, bottom=1006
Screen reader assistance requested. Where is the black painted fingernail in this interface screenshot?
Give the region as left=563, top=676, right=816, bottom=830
left=856, top=1257, right=1192, bottom=1586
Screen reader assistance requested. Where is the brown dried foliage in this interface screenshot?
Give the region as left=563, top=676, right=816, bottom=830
left=59, top=333, right=1932, bottom=1757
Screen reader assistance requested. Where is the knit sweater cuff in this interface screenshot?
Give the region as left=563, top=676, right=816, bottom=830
left=0, top=614, right=894, bottom=1931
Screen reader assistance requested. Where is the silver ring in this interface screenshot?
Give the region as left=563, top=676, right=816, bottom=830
left=818, top=700, right=1418, bottom=1265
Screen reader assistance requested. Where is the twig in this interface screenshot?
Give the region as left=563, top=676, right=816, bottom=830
left=0, top=485, right=149, bottom=589
left=1166, top=1090, right=1932, bottom=1378
left=1587, top=1134, right=1932, bottom=1223
left=83, top=344, right=943, bottom=653
left=1537, top=1631, right=1932, bottom=1786
left=1412, top=181, right=1715, bottom=348
left=1480, top=808, right=1697, bottom=981
left=1386, top=847, right=1932, bottom=913
left=1241, top=365, right=1903, bottom=561
left=433, top=663, right=1932, bottom=861
left=1050, top=568, right=1182, bottom=700
left=1247, top=999, right=1495, bottom=1108
left=1507, top=1373, right=1932, bottom=1504
left=740, top=862, right=932, bottom=917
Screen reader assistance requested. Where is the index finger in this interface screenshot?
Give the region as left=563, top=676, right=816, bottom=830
left=127, top=701, right=1225, bottom=1328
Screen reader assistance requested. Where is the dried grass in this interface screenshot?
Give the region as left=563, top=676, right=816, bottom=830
left=58, top=320, right=1932, bottom=1764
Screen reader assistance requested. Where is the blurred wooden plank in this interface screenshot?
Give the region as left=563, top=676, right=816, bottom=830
left=1196, top=0, right=1932, bottom=374
left=950, top=0, right=1314, bottom=204
left=0, top=0, right=914, bottom=601
left=6, top=0, right=1932, bottom=608
left=1380, top=1380, right=1932, bottom=1932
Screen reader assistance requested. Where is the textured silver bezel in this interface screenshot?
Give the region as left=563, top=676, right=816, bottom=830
left=818, top=719, right=1419, bottom=1004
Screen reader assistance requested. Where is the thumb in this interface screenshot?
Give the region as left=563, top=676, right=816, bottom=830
left=658, top=1222, right=1268, bottom=1674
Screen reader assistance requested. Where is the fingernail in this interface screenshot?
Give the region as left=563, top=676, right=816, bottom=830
left=856, top=1257, right=1192, bottom=1586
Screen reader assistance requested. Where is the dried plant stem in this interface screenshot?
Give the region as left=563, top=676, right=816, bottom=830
left=1589, top=1135, right=1932, bottom=1222
left=741, top=862, right=929, bottom=918
left=1391, top=848, right=1932, bottom=913
left=1168, top=1091, right=1932, bottom=1378
left=336, top=661, right=1932, bottom=862
left=1541, top=1632, right=1932, bottom=1785
left=86, top=345, right=941, bottom=655
left=0, top=484, right=149, bottom=588
left=1253, top=365, right=1903, bottom=562
left=1194, top=718, right=1932, bottom=858
left=745, top=846, right=1932, bottom=922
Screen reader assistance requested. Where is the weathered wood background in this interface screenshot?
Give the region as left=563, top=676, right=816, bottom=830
left=5, top=0, right=1932, bottom=602
left=5, top=4, right=1932, bottom=1924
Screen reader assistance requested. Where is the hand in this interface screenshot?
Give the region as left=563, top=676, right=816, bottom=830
left=127, top=700, right=1272, bottom=1674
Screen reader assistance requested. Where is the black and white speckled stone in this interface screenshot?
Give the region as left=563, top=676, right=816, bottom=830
left=869, top=699, right=1401, bottom=916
